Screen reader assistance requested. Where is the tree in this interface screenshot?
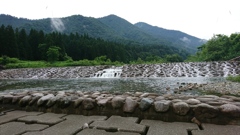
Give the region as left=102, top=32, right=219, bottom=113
left=47, top=46, right=61, bottom=62
left=16, top=28, right=30, bottom=60
left=4, top=25, right=18, bottom=57
left=165, top=54, right=183, bottom=62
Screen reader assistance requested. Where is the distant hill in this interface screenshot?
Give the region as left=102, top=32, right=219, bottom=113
left=134, top=22, right=206, bottom=52
left=0, top=14, right=206, bottom=54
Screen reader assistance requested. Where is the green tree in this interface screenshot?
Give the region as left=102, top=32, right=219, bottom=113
left=47, top=46, right=61, bottom=62
left=4, top=25, right=18, bottom=57
left=16, top=28, right=30, bottom=60
left=165, top=54, right=183, bottom=62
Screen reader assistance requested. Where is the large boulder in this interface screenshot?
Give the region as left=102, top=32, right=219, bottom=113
left=82, top=98, right=95, bottom=110
left=139, top=98, right=153, bottom=111
left=111, top=96, right=125, bottom=109
left=186, top=98, right=201, bottom=105
left=154, top=100, right=171, bottom=112
left=220, top=104, right=240, bottom=117
left=123, top=97, right=138, bottom=113
left=193, top=103, right=219, bottom=119
left=19, top=95, right=32, bottom=107
left=37, top=94, right=54, bottom=106
left=173, top=101, right=190, bottom=115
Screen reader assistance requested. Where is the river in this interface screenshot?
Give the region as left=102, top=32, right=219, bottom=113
left=0, top=77, right=226, bottom=95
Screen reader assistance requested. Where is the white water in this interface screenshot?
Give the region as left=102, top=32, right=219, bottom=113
left=92, top=67, right=122, bottom=78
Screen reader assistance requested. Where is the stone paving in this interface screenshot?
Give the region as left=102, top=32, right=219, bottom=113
left=0, top=110, right=239, bottom=135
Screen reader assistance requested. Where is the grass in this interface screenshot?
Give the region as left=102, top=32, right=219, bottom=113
left=1, top=57, right=124, bottom=69
left=226, top=75, right=240, bottom=83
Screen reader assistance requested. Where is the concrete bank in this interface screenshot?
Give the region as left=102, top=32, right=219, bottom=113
left=1, top=90, right=240, bottom=125
left=0, top=110, right=239, bottom=135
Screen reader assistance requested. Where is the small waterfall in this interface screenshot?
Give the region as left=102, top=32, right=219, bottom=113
left=92, top=66, right=123, bottom=78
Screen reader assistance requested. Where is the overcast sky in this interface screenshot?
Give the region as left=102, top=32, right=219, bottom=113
left=1, top=0, right=239, bottom=39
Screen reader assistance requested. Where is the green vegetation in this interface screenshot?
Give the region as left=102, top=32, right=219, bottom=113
left=0, top=14, right=204, bottom=55
left=227, top=75, right=240, bottom=83
left=0, top=56, right=124, bottom=69
left=186, top=34, right=240, bottom=62
left=0, top=24, right=187, bottom=69
left=0, top=54, right=185, bottom=69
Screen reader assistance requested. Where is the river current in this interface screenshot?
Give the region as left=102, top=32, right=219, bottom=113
left=0, top=77, right=226, bottom=95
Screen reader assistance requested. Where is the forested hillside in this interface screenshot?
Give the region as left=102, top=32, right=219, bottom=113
left=0, top=25, right=188, bottom=63
left=187, top=34, right=240, bottom=61
left=135, top=22, right=207, bottom=53
left=0, top=14, right=204, bottom=54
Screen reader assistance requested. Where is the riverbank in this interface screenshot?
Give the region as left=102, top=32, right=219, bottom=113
left=1, top=90, right=240, bottom=125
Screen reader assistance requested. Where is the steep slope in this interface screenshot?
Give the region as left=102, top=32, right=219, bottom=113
left=98, top=15, right=169, bottom=45
left=135, top=22, right=206, bottom=53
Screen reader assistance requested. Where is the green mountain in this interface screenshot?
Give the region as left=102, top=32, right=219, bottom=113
left=134, top=22, right=206, bottom=53
left=98, top=14, right=165, bottom=45
left=0, top=14, right=205, bottom=54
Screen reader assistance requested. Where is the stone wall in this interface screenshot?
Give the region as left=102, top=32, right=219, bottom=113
left=1, top=90, right=240, bottom=125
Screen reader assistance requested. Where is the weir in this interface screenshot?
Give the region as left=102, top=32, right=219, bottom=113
left=92, top=66, right=122, bottom=78
left=0, top=61, right=239, bottom=79
left=0, top=61, right=240, bottom=127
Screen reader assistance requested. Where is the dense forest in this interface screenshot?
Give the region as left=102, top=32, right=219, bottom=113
left=0, top=25, right=188, bottom=64
left=187, top=33, right=240, bottom=61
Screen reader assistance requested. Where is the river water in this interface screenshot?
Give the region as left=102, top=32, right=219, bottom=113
left=0, top=77, right=226, bottom=95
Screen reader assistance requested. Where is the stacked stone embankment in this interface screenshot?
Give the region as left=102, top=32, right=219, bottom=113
left=1, top=90, right=240, bottom=125
left=0, top=61, right=239, bottom=79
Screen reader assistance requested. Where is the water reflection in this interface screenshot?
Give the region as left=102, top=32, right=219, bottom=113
left=0, top=77, right=226, bottom=94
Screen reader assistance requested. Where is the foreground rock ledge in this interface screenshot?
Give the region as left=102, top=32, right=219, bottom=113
left=1, top=90, right=240, bottom=125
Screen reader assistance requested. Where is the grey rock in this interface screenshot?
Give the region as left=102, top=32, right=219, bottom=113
left=123, top=97, right=138, bottom=113
left=112, top=96, right=125, bottom=109
left=172, top=99, right=182, bottom=103
left=74, top=97, right=84, bottom=108
left=58, top=96, right=72, bottom=108
left=155, top=96, right=165, bottom=101
left=139, top=98, right=153, bottom=111
left=220, top=104, right=240, bottom=117
left=193, top=103, right=219, bottom=119
left=19, top=95, right=32, bottom=106
left=32, top=93, right=44, bottom=97
left=2, top=95, right=13, bottom=104
left=173, top=102, right=190, bottom=115
left=186, top=98, right=201, bottom=105
left=97, top=98, right=110, bottom=106
left=29, top=96, right=41, bottom=105
left=82, top=98, right=95, bottom=110
left=37, top=94, right=54, bottom=106
left=12, top=95, right=24, bottom=104
left=140, top=93, right=149, bottom=98
left=46, top=97, right=57, bottom=107
left=154, top=100, right=171, bottom=112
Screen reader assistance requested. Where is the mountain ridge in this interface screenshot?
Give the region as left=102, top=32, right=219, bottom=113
left=0, top=14, right=206, bottom=53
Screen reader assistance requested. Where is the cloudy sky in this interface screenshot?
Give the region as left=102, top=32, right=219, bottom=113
left=1, top=0, right=239, bottom=39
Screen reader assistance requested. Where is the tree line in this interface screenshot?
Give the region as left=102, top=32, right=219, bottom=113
left=0, top=25, right=187, bottom=64
left=187, top=34, right=240, bottom=61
